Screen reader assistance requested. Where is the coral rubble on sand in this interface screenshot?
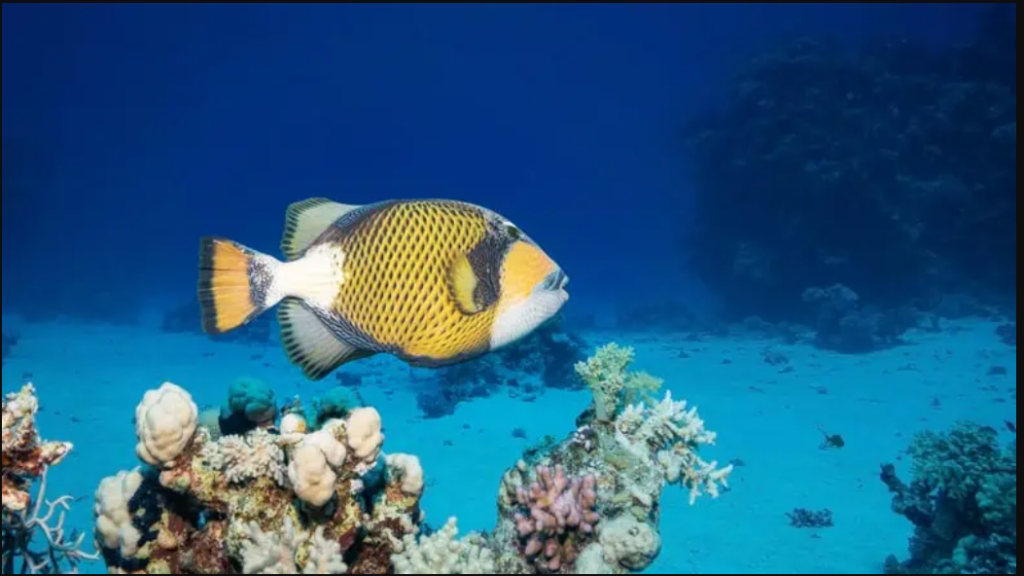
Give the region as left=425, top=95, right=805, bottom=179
left=92, top=344, right=731, bottom=574
left=2, top=384, right=99, bottom=573
left=881, top=422, right=1017, bottom=574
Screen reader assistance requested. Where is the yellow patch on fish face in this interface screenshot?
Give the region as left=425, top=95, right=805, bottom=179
left=489, top=239, right=568, bottom=351
left=498, top=241, right=560, bottom=305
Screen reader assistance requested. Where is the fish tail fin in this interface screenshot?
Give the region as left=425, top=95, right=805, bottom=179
left=198, top=237, right=284, bottom=335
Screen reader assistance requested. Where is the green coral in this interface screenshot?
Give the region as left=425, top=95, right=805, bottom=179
left=574, top=343, right=663, bottom=422
left=222, top=377, right=277, bottom=433
left=313, top=388, right=361, bottom=429
left=908, top=422, right=1002, bottom=500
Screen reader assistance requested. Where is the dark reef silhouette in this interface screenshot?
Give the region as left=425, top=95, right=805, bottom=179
left=683, top=5, right=1016, bottom=326
left=881, top=422, right=1016, bottom=574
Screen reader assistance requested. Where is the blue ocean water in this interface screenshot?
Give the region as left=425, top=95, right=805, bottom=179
left=2, top=3, right=1014, bottom=575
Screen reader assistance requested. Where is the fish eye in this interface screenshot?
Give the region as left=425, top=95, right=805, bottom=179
left=505, top=223, right=522, bottom=240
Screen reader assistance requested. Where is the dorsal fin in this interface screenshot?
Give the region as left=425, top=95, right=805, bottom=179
left=281, top=198, right=360, bottom=261
left=448, top=254, right=484, bottom=315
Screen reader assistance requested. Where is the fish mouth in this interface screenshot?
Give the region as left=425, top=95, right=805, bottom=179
left=542, top=269, right=570, bottom=292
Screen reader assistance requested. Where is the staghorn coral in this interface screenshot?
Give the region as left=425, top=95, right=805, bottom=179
left=392, top=518, right=496, bottom=574
left=2, top=384, right=98, bottom=574
left=882, top=422, right=1016, bottom=574
left=96, top=344, right=731, bottom=575
left=514, top=465, right=600, bottom=572
left=616, top=392, right=733, bottom=505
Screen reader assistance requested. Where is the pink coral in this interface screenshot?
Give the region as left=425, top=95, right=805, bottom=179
left=514, top=465, right=599, bottom=572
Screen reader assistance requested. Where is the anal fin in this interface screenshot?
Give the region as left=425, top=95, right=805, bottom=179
left=282, top=198, right=360, bottom=261
left=279, top=299, right=373, bottom=380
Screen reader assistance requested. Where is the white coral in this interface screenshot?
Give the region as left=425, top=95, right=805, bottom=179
left=306, top=425, right=348, bottom=469
left=287, top=430, right=346, bottom=509
left=240, top=518, right=347, bottom=575
left=202, top=429, right=286, bottom=487
left=386, top=454, right=425, bottom=497
left=392, top=518, right=495, bottom=574
left=347, top=408, right=384, bottom=464
left=305, top=527, right=349, bottom=574
left=280, top=413, right=309, bottom=446
left=94, top=469, right=145, bottom=559
left=615, top=392, right=733, bottom=505
left=135, top=383, right=199, bottom=468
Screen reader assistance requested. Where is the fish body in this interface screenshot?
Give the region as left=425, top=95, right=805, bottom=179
left=199, top=199, right=569, bottom=379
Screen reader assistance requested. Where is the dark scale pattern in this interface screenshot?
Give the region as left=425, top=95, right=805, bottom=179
left=333, top=201, right=499, bottom=362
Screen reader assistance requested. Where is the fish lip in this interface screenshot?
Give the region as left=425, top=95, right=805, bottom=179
left=543, top=269, right=570, bottom=292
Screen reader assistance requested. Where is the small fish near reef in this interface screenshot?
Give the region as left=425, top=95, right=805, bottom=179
left=199, top=198, right=570, bottom=379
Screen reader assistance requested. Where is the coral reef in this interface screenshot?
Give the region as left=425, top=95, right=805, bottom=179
left=97, top=383, right=421, bottom=575
left=803, top=285, right=914, bottom=353
left=93, top=344, right=730, bottom=574
left=3, top=384, right=99, bottom=573
left=881, top=422, right=1016, bottom=574
left=684, top=5, right=1016, bottom=322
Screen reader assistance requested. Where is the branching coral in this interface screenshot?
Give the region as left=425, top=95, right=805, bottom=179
left=882, top=422, right=1016, bottom=574
left=2, top=385, right=98, bottom=574
left=616, top=392, right=733, bottom=505
left=574, top=343, right=663, bottom=422
left=514, top=465, right=600, bottom=572
left=392, top=518, right=496, bottom=574
left=239, top=517, right=348, bottom=574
